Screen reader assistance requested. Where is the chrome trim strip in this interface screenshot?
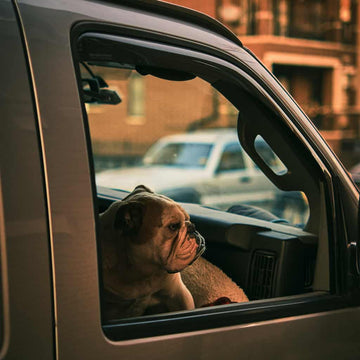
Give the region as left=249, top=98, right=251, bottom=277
left=0, top=176, right=10, bottom=358
left=12, top=1, right=59, bottom=358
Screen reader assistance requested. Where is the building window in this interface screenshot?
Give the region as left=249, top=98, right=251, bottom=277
left=273, top=64, right=333, bottom=129
left=128, top=72, right=145, bottom=118
left=217, top=0, right=256, bottom=35
left=288, top=0, right=326, bottom=40
left=273, top=0, right=289, bottom=36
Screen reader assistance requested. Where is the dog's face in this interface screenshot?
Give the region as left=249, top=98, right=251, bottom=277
left=112, top=185, right=205, bottom=273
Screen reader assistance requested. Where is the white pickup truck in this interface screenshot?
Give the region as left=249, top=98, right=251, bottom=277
left=96, top=128, right=307, bottom=225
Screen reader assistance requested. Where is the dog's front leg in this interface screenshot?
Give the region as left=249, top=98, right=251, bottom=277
left=159, top=274, right=195, bottom=313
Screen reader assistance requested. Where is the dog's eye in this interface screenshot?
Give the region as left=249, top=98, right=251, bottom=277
left=168, top=223, right=180, bottom=232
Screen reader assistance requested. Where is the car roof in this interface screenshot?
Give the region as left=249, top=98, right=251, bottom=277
left=102, top=0, right=243, bottom=48
left=156, top=128, right=239, bottom=144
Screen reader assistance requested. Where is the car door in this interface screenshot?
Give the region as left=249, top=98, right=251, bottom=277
left=205, top=140, right=279, bottom=212
left=16, top=0, right=360, bottom=359
left=0, top=1, right=54, bottom=359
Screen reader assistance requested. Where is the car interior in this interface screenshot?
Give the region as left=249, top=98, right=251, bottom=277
left=75, top=32, right=331, bottom=329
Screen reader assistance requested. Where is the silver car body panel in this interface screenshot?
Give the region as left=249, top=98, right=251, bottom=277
left=0, top=0, right=54, bottom=358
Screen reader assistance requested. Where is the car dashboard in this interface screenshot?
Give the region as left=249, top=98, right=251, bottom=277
left=97, top=186, right=318, bottom=302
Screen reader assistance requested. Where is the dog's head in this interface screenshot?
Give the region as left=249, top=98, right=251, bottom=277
left=104, top=185, right=205, bottom=273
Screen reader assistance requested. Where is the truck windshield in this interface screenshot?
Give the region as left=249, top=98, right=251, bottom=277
left=143, top=142, right=213, bottom=167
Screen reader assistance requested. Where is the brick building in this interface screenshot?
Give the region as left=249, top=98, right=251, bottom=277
left=168, top=0, right=359, bottom=165
left=88, top=0, right=360, bottom=168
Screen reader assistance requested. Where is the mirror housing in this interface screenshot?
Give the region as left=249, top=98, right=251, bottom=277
left=82, top=78, right=121, bottom=105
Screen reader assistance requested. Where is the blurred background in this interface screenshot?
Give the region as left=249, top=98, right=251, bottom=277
left=165, top=0, right=360, bottom=175
left=87, top=0, right=360, bottom=188
left=86, top=0, right=360, bottom=224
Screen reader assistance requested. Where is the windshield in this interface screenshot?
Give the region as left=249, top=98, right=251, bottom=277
left=143, top=142, right=213, bottom=167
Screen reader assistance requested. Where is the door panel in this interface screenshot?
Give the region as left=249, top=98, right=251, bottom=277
left=0, top=2, right=54, bottom=358
left=16, top=0, right=359, bottom=359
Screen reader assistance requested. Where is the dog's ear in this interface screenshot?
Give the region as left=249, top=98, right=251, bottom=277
left=114, top=202, right=144, bottom=235
left=133, top=185, right=153, bottom=194
left=122, top=185, right=153, bottom=201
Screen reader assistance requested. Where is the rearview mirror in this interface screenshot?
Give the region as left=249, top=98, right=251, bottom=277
left=82, top=78, right=121, bottom=105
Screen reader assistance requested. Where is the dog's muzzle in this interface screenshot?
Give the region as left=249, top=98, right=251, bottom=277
left=195, top=231, right=206, bottom=254
left=186, top=221, right=205, bottom=260
left=189, top=229, right=206, bottom=263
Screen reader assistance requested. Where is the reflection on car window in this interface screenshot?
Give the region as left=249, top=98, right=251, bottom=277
left=254, top=135, right=287, bottom=175
left=143, top=142, right=213, bottom=167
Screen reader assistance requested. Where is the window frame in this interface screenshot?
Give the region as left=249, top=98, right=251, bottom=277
left=71, top=26, right=348, bottom=341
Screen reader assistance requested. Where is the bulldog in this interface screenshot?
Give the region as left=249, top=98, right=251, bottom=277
left=100, top=185, right=205, bottom=320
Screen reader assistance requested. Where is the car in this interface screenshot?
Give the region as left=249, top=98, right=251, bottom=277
left=96, top=128, right=307, bottom=224
left=1, top=0, right=359, bottom=359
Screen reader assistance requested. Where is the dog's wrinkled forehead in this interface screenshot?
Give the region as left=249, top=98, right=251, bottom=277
left=122, top=185, right=189, bottom=225
left=129, top=194, right=188, bottom=226
left=159, top=201, right=189, bottom=225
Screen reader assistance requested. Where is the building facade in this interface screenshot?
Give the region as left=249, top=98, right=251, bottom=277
left=87, top=0, right=360, bottom=169
left=169, top=0, right=359, bottom=165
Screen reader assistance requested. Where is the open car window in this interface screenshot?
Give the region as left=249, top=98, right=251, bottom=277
left=81, top=62, right=309, bottom=227
left=74, top=32, right=330, bottom=340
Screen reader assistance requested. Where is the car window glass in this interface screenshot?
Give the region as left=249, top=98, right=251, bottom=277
left=83, top=62, right=308, bottom=227
left=73, top=34, right=327, bottom=340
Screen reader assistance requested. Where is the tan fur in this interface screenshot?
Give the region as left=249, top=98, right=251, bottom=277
left=100, top=185, right=247, bottom=319
left=100, top=185, right=205, bottom=320
left=182, top=257, right=248, bottom=307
